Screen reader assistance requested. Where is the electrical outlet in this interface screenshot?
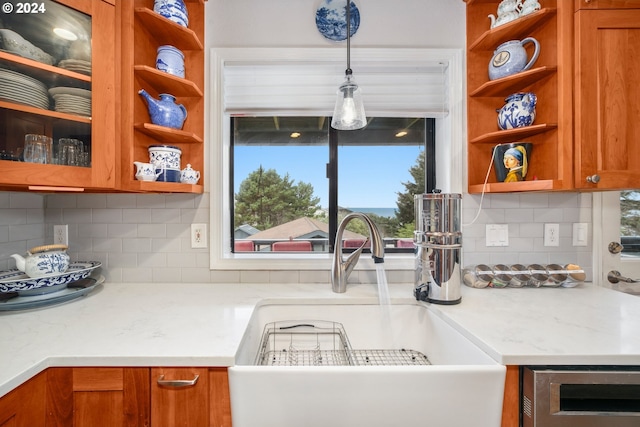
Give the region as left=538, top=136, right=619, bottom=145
left=53, top=225, right=68, bottom=246
left=191, top=223, right=207, bottom=249
left=544, top=223, right=559, bottom=247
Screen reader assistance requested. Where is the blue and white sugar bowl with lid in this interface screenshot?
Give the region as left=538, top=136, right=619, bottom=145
left=153, top=0, right=189, bottom=27
left=180, top=164, right=200, bottom=184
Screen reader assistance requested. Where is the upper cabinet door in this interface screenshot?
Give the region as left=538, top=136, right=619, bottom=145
left=574, top=8, right=640, bottom=190
left=0, top=0, right=116, bottom=191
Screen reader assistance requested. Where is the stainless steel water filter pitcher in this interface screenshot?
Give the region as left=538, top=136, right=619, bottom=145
left=414, top=193, right=462, bottom=304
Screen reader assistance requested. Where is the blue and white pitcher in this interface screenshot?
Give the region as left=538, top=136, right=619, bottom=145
left=497, top=92, right=537, bottom=130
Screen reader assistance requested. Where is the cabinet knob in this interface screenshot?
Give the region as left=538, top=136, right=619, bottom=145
left=586, top=174, right=600, bottom=183
left=157, top=374, right=199, bottom=388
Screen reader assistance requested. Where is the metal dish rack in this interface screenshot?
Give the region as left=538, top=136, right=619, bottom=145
left=255, top=320, right=430, bottom=367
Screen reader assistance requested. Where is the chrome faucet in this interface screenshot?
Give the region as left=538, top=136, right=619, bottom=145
left=331, top=213, right=384, bottom=293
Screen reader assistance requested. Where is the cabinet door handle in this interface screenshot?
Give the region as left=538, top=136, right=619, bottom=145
left=157, top=374, right=199, bottom=388
left=586, top=174, right=600, bottom=183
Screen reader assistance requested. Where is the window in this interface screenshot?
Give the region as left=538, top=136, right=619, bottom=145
left=208, top=47, right=464, bottom=270
left=231, top=116, right=434, bottom=254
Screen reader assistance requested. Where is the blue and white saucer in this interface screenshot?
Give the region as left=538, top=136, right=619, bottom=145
left=315, top=0, right=360, bottom=42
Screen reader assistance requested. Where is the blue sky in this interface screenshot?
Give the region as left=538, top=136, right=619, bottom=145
left=234, top=145, right=422, bottom=208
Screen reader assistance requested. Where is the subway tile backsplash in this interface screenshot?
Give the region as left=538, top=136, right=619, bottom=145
left=0, top=191, right=593, bottom=283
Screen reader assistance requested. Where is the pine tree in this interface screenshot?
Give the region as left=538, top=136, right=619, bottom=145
left=234, top=166, right=321, bottom=230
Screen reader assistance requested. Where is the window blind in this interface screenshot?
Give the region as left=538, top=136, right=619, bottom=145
left=220, top=49, right=450, bottom=118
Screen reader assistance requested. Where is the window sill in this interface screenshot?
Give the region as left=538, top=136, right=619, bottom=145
left=210, top=252, right=416, bottom=271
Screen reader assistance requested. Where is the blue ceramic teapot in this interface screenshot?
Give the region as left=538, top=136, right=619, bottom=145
left=138, top=89, right=187, bottom=130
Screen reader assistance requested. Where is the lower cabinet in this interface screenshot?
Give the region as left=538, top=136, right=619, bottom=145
left=0, top=367, right=232, bottom=427
left=0, top=371, right=47, bottom=427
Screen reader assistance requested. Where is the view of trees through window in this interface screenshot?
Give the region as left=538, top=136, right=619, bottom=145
left=231, top=117, right=433, bottom=253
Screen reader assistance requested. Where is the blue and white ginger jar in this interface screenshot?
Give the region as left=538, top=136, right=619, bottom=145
left=497, top=92, right=537, bottom=130
left=154, top=0, right=189, bottom=27
left=156, top=45, right=185, bottom=78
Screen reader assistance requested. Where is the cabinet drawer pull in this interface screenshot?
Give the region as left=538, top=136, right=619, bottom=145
left=157, top=374, right=199, bottom=388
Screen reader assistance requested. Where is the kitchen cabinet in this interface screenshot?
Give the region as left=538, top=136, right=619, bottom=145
left=465, top=0, right=574, bottom=193
left=118, top=0, right=205, bottom=194
left=0, top=367, right=232, bottom=427
left=573, top=2, right=640, bottom=189
left=0, top=0, right=116, bottom=192
left=151, top=367, right=232, bottom=427
left=0, top=371, right=46, bottom=427
left=45, top=367, right=150, bottom=427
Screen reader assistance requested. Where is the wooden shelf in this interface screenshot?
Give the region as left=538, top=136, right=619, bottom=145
left=468, top=123, right=557, bottom=145
left=469, top=8, right=556, bottom=51
left=134, top=65, right=203, bottom=97
left=134, top=8, right=203, bottom=51
left=470, top=66, right=557, bottom=97
left=468, top=179, right=563, bottom=194
left=0, top=51, right=91, bottom=85
left=129, top=180, right=203, bottom=193
left=134, top=123, right=203, bottom=144
left=0, top=100, right=92, bottom=124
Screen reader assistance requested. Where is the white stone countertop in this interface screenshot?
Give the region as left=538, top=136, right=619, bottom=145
left=2, top=280, right=640, bottom=398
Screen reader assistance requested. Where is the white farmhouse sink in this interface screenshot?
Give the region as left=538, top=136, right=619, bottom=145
left=229, top=301, right=506, bottom=427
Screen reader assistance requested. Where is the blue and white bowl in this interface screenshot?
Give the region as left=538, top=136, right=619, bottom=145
left=156, top=45, right=185, bottom=78
left=148, top=145, right=181, bottom=170
left=153, top=0, right=189, bottom=27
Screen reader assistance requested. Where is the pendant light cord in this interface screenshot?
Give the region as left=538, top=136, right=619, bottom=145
left=345, top=0, right=352, bottom=76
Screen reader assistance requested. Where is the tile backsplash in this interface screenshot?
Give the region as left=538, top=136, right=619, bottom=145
left=0, top=191, right=593, bottom=283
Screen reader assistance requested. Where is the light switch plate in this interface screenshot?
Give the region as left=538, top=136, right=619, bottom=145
left=573, top=223, right=588, bottom=246
left=486, top=224, right=509, bottom=247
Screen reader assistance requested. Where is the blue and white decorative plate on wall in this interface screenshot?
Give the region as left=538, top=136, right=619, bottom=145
left=315, top=0, right=360, bottom=42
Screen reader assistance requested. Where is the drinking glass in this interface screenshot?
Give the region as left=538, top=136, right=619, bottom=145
left=23, top=134, right=53, bottom=164
left=58, top=138, right=84, bottom=166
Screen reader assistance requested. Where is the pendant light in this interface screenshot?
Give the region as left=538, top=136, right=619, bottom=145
left=331, top=0, right=366, bottom=131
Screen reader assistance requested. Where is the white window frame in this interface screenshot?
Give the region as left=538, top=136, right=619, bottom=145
left=208, top=47, right=464, bottom=271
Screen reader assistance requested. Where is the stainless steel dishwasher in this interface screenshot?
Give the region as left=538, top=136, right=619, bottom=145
left=523, top=366, right=640, bottom=426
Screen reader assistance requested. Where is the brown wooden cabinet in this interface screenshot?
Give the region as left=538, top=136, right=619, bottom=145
left=45, top=367, right=150, bottom=427
left=0, top=367, right=232, bottom=427
left=466, top=0, right=575, bottom=194
left=0, top=0, right=117, bottom=192
left=0, top=371, right=47, bottom=427
left=467, top=0, right=640, bottom=194
left=573, top=4, right=640, bottom=189
left=118, top=0, right=205, bottom=194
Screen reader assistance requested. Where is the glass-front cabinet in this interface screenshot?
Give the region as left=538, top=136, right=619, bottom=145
left=0, top=0, right=115, bottom=191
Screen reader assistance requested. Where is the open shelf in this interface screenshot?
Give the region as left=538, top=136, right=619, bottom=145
left=134, top=65, right=203, bottom=97
left=468, top=124, right=557, bottom=145
left=469, top=8, right=556, bottom=51
left=470, top=66, right=557, bottom=97
left=134, top=8, right=204, bottom=51
left=134, top=123, right=203, bottom=144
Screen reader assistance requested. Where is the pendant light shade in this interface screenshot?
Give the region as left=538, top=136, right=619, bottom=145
left=331, top=72, right=366, bottom=130
left=331, top=1, right=366, bottom=131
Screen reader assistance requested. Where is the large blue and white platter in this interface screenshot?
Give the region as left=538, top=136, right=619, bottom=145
left=0, top=261, right=102, bottom=294
left=315, top=0, right=360, bottom=42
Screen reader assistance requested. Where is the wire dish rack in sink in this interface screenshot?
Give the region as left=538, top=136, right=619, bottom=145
left=255, top=320, right=431, bottom=367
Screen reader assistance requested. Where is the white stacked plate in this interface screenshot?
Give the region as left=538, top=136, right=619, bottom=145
left=58, top=59, right=92, bottom=76
left=49, top=86, right=92, bottom=117
left=0, top=67, right=49, bottom=109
